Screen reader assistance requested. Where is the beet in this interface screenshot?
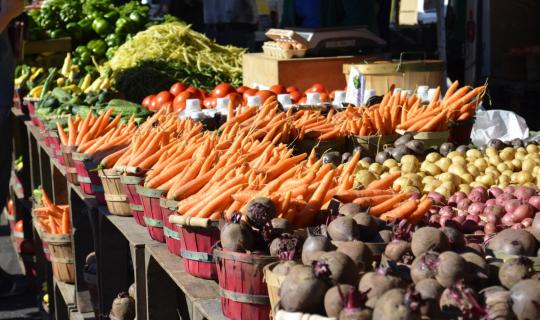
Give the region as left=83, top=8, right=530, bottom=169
left=272, top=260, right=299, bottom=277
left=279, top=264, right=329, bottom=313
left=439, top=281, right=486, bottom=319
left=441, top=227, right=465, bottom=248
left=338, top=288, right=372, bottom=320
left=220, top=214, right=254, bottom=252
left=270, top=218, right=292, bottom=233
left=352, top=212, right=378, bottom=240
left=327, top=216, right=360, bottom=241
left=415, top=279, right=443, bottom=318
left=315, top=251, right=359, bottom=285
left=269, top=233, right=299, bottom=257
left=531, top=213, right=540, bottom=241
left=335, top=240, right=373, bottom=271
left=461, top=252, right=489, bottom=289
left=410, top=252, right=439, bottom=283
left=510, top=279, right=540, bottom=320
left=358, top=269, right=404, bottom=308
left=498, top=257, right=534, bottom=289
left=339, top=203, right=362, bottom=216
left=487, top=229, right=537, bottom=256
left=373, top=229, right=393, bottom=243
left=110, top=292, right=135, bottom=320
left=482, top=286, right=513, bottom=320
left=245, top=197, right=276, bottom=229
left=384, top=240, right=413, bottom=263
left=372, top=287, right=423, bottom=320
left=411, top=227, right=449, bottom=257
left=324, top=284, right=355, bottom=318
left=301, top=233, right=335, bottom=265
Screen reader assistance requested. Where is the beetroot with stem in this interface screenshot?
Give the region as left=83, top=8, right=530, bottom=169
left=372, top=286, right=423, bottom=320
left=510, top=279, right=540, bottom=320
left=338, top=287, right=372, bottom=320
left=411, top=227, right=449, bottom=257
left=411, top=252, right=439, bottom=283
left=327, top=215, right=360, bottom=241
left=439, top=280, right=487, bottom=320
left=415, top=279, right=443, bottom=318
left=245, top=197, right=276, bottom=229
left=384, top=240, right=413, bottom=264
left=482, top=286, right=514, bottom=320
left=315, top=251, right=359, bottom=285
left=301, top=227, right=335, bottom=265
left=324, top=284, right=354, bottom=318
left=391, top=219, right=414, bottom=242
left=358, top=265, right=405, bottom=308
left=498, top=257, right=534, bottom=289
left=220, top=212, right=254, bottom=252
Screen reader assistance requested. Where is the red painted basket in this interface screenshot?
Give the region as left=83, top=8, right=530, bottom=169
left=33, top=217, right=51, bottom=262
left=48, top=131, right=65, bottom=166
left=136, top=186, right=165, bottom=242
left=169, top=216, right=220, bottom=280
left=160, top=198, right=181, bottom=256
left=61, top=145, right=79, bottom=185
left=120, top=175, right=145, bottom=226
left=214, top=248, right=277, bottom=320
left=72, top=152, right=105, bottom=204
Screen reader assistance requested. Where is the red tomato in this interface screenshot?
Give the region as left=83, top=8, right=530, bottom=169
left=203, top=97, right=217, bottom=109
left=289, top=91, right=302, bottom=103
left=242, top=88, right=258, bottom=104
left=162, top=101, right=173, bottom=111
left=320, top=92, right=330, bottom=103
left=306, top=83, right=327, bottom=94
left=14, top=220, right=23, bottom=232
left=269, top=84, right=286, bottom=95
left=149, top=99, right=159, bottom=111
left=142, top=95, right=154, bottom=109
left=286, top=86, right=298, bottom=93
left=156, top=91, right=174, bottom=108
left=212, top=83, right=235, bottom=98
left=169, top=82, right=187, bottom=96
left=200, top=89, right=210, bottom=99
left=173, top=91, right=193, bottom=111
left=236, top=85, right=250, bottom=94
left=19, top=239, right=34, bottom=255
left=7, top=199, right=13, bottom=215
left=298, top=97, right=307, bottom=104
left=186, top=87, right=204, bottom=100
left=227, top=92, right=242, bottom=108
left=329, top=90, right=336, bottom=101
left=256, top=90, right=276, bottom=104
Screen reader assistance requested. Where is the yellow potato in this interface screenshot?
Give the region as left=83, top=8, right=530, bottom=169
left=474, top=158, right=488, bottom=171
left=522, top=159, right=535, bottom=172
left=458, top=184, right=472, bottom=194
left=526, top=144, right=538, bottom=154
left=466, top=149, right=482, bottom=159
left=425, top=152, right=442, bottom=163
left=369, top=163, right=384, bottom=175
left=485, top=147, right=498, bottom=157
left=436, top=158, right=452, bottom=172
left=383, top=158, right=398, bottom=169
left=460, top=173, right=474, bottom=184
left=511, top=159, right=522, bottom=170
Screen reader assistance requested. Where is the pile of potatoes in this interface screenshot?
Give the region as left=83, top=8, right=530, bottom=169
left=355, top=144, right=540, bottom=198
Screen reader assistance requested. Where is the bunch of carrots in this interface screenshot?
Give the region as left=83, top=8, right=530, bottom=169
left=34, top=191, right=71, bottom=235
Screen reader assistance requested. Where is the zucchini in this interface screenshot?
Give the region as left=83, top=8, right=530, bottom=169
left=108, top=99, right=142, bottom=114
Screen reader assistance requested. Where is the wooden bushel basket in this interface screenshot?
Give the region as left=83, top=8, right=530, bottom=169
left=45, top=233, right=75, bottom=284
left=354, top=134, right=398, bottom=156
left=293, top=137, right=347, bottom=156
left=99, top=169, right=131, bottom=216
left=33, top=217, right=51, bottom=261
left=136, top=186, right=165, bottom=242
left=169, top=215, right=220, bottom=280
left=120, top=175, right=145, bottom=226
left=263, top=262, right=287, bottom=317
left=48, top=131, right=65, bottom=166
left=160, top=198, right=181, bottom=256
left=214, top=248, right=277, bottom=320
left=61, top=145, right=79, bottom=185
left=72, top=152, right=105, bottom=203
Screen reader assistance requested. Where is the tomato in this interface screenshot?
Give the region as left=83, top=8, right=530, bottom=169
left=14, top=220, right=23, bottom=232
left=162, top=101, right=172, bottom=111
left=269, top=84, right=286, bottom=94
left=142, top=95, right=154, bottom=109
left=289, top=91, right=302, bottom=103
left=186, top=87, right=204, bottom=100
left=7, top=199, right=13, bottom=215
left=156, top=91, right=174, bottom=108
left=320, top=92, right=330, bottom=103
left=329, top=90, right=336, bottom=101
left=212, top=83, right=235, bottom=98
left=173, top=91, right=193, bottom=111
left=236, top=85, right=250, bottom=94
left=227, top=92, right=242, bottom=108
left=19, top=239, right=34, bottom=255
left=298, top=96, right=307, bottom=104
left=149, top=99, right=159, bottom=111
left=169, top=82, right=187, bottom=96
left=256, top=90, right=276, bottom=104
left=306, top=83, right=326, bottom=94
left=286, top=86, right=298, bottom=93
left=203, top=97, right=217, bottom=109
left=242, top=88, right=258, bottom=104
left=200, top=89, right=210, bottom=99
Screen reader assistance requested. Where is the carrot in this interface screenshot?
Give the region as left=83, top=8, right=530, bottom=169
left=457, top=112, right=471, bottom=121
left=380, top=200, right=418, bottom=221
left=352, top=195, right=394, bottom=207
left=295, top=169, right=335, bottom=227
left=365, top=172, right=401, bottom=190
left=61, top=209, right=70, bottom=234
left=418, top=111, right=447, bottom=132
left=195, top=185, right=243, bottom=218
left=443, top=80, right=459, bottom=101
left=67, top=117, right=76, bottom=146
left=49, top=215, right=58, bottom=234
left=100, top=146, right=128, bottom=168
left=57, top=123, right=68, bottom=145
left=369, top=193, right=411, bottom=216
left=266, top=153, right=307, bottom=181
left=76, top=113, right=93, bottom=145
left=408, top=199, right=433, bottom=222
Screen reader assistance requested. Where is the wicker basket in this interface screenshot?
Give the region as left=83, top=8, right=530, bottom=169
left=44, top=233, right=75, bottom=283
left=263, top=262, right=287, bottom=317
left=99, top=169, right=131, bottom=216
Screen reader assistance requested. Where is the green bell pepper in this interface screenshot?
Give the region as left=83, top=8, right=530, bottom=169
left=105, top=33, right=121, bottom=47
left=92, top=18, right=112, bottom=36
left=87, top=39, right=107, bottom=57
left=49, top=29, right=66, bottom=39
left=66, top=22, right=83, bottom=41
left=104, top=11, right=119, bottom=23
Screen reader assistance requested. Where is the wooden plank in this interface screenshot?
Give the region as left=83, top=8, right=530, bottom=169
left=26, top=124, right=41, bottom=191
left=55, top=279, right=76, bottom=306
left=11, top=108, right=32, bottom=199
left=104, top=210, right=157, bottom=247
left=145, top=244, right=180, bottom=320
left=23, top=37, right=72, bottom=55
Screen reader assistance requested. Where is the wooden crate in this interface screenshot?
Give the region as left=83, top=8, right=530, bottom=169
left=243, top=53, right=364, bottom=91
left=23, top=37, right=71, bottom=55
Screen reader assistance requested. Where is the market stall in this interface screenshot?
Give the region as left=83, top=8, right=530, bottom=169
left=4, top=1, right=540, bottom=320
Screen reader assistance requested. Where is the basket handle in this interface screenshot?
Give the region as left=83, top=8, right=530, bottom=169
left=169, top=215, right=212, bottom=228
left=396, top=51, right=427, bottom=72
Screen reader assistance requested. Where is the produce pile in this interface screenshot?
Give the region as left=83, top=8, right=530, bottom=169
left=27, top=0, right=152, bottom=72
left=33, top=190, right=71, bottom=235
left=109, top=22, right=244, bottom=102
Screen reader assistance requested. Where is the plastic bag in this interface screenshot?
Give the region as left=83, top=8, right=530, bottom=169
left=471, top=108, right=529, bottom=146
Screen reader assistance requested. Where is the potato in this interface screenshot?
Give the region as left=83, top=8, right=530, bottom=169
left=498, top=174, right=510, bottom=186
left=458, top=184, right=472, bottom=193
left=497, top=163, right=509, bottom=173
left=440, top=181, right=456, bottom=194
left=451, top=156, right=467, bottom=166
left=447, top=151, right=463, bottom=159
left=380, top=172, right=390, bottom=180
left=512, top=159, right=522, bottom=170
left=434, top=186, right=450, bottom=199
left=485, top=167, right=500, bottom=179
left=358, top=159, right=370, bottom=169
left=448, top=164, right=467, bottom=177
left=515, top=151, right=526, bottom=160
left=477, top=174, right=495, bottom=186
left=485, top=147, right=498, bottom=157
left=489, top=155, right=501, bottom=166
left=470, top=181, right=485, bottom=188
left=467, top=165, right=481, bottom=177
left=526, top=144, right=538, bottom=154
left=517, top=171, right=533, bottom=184
left=504, top=161, right=515, bottom=171
left=423, top=184, right=437, bottom=193
left=502, top=169, right=514, bottom=177
left=460, top=173, right=473, bottom=184
left=356, top=170, right=377, bottom=187
left=403, top=186, right=420, bottom=193
left=369, top=163, right=384, bottom=175
left=522, top=159, right=535, bottom=172
left=533, top=167, right=539, bottom=176
left=474, top=158, right=488, bottom=171
left=524, top=182, right=536, bottom=188
left=517, top=146, right=527, bottom=153
left=466, top=149, right=482, bottom=159
left=383, top=158, right=398, bottom=169
left=422, top=162, right=442, bottom=176
left=425, top=152, right=442, bottom=163
left=400, top=155, right=419, bottom=173
left=389, top=166, right=401, bottom=174
left=436, top=158, right=452, bottom=172
left=417, top=171, right=426, bottom=178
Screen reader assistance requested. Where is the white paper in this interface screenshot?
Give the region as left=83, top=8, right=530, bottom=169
left=345, top=66, right=364, bottom=106
left=471, top=108, right=529, bottom=146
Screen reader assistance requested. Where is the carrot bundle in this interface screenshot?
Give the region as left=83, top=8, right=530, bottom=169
left=34, top=190, right=71, bottom=234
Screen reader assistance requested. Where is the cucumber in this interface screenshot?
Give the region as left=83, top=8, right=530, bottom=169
left=108, top=99, right=142, bottom=114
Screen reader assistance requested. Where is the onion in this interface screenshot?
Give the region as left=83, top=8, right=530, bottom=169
left=514, top=186, right=536, bottom=201
left=504, top=199, right=522, bottom=214
left=485, top=199, right=497, bottom=207
left=522, top=217, right=533, bottom=228
left=427, top=191, right=446, bottom=204
left=528, top=196, right=540, bottom=210
left=501, top=213, right=515, bottom=226
left=457, top=198, right=472, bottom=211
left=484, top=222, right=497, bottom=234
left=496, top=193, right=516, bottom=206
left=488, top=187, right=504, bottom=198
left=468, top=202, right=486, bottom=216
left=512, top=204, right=534, bottom=222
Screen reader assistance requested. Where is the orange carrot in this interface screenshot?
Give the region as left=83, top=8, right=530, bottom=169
left=380, top=200, right=418, bottom=221
left=408, top=199, right=433, bottom=222
left=369, top=193, right=411, bottom=216
left=365, top=172, right=401, bottom=190
left=352, top=194, right=394, bottom=207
